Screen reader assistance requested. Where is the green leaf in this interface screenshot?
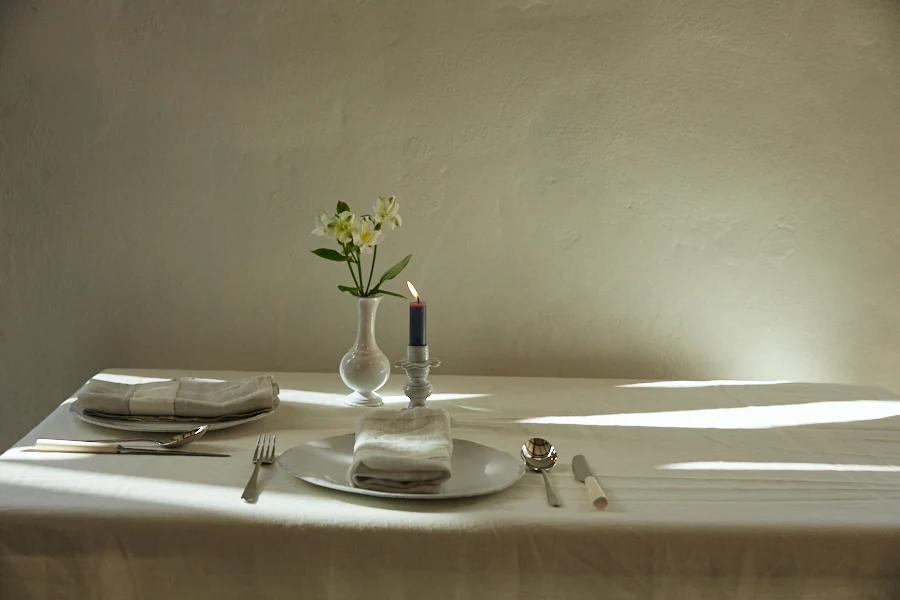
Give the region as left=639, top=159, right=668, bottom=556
left=371, top=289, right=406, bottom=299
left=312, top=248, right=347, bottom=262
left=376, top=254, right=412, bottom=287
left=336, top=201, right=350, bottom=214
left=337, top=285, right=361, bottom=296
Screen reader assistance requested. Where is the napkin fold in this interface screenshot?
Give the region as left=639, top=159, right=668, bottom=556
left=349, top=407, right=453, bottom=493
left=74, top=376, right=280, bottom=422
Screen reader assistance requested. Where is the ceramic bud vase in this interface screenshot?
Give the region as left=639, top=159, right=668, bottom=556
left=339, top=296, right=390, bottom=407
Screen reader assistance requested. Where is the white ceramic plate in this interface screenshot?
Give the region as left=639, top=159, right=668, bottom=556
left=70, top=402, right=274, bottom=432
left=279, top=434, right=525, bottom=500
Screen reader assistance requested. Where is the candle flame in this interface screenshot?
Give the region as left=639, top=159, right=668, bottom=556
left=406, top=281, right=420, bottom=301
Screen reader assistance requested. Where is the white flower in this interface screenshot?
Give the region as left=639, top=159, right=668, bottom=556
left=374, top=195, right=402, bottom=230
left=312, top=213, right=335, bottom=237
left=352, top=217, right=383, bottom=253
left=333, top=210, right=356, bottom=244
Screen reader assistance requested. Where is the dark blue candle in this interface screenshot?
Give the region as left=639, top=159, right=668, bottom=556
left=407, top=281, right=426, bottom=346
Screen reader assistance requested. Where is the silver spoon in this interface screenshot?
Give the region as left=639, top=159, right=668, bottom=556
left=521, top=437, right=562, bottom=507
left=90, top=425, right=210, bottom=449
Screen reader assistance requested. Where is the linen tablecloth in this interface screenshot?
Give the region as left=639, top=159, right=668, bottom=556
left=2, top=370, right=900, bottom=599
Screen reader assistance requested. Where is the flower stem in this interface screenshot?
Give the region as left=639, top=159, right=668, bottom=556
left=365, top=246, right=378, bottom=295
left=345, top=254, right=361, bottom=292
left=355, top=251, right=365, bottom=296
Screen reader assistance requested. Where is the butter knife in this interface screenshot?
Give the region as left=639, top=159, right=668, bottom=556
left=572, top=454, right=609, bottom=510
left=34, top=439, right=229, bottom=457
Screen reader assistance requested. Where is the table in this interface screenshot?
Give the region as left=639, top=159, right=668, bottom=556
left=2, top=370, right=900, bottom=599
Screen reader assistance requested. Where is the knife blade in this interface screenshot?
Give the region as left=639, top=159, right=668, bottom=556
left=116, top=448, right=229, bottom=457
left=33, top=439, right=230, bottom=457
left=572, top=454, right=609, bottom=510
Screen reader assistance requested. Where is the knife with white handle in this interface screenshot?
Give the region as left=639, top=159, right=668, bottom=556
left=34, top=439, right=229, bottom=457
left=572, top=454, right=609, bottom=510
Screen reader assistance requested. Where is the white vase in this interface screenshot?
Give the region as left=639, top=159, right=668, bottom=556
left=339, top=296, right=390, bottom=407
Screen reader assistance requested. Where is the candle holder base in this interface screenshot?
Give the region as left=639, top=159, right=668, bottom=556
left=345, top=390, right=384, bottom=408
left=394, top=345, right=441, bottom=409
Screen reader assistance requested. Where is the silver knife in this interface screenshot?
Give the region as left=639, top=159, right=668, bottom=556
left=572, top=454, right=609, bottom=510
left=33, top=439, right=229, bottom=457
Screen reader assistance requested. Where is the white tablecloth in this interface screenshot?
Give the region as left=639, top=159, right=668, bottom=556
left=2, top=370, right=900, bottom=599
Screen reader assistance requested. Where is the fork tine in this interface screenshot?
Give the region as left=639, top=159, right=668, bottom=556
left=267, top=433, right=276, bottom=461
left=252, top=434, right=262, bottom=462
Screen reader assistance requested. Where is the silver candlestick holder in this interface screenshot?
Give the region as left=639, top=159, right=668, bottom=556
left=394, top=345, right=441, bottom=408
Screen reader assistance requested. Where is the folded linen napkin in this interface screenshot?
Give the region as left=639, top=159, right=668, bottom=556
left=349, top=407, right=453, bottom=493
left=74, top=376, right=279, bottom=422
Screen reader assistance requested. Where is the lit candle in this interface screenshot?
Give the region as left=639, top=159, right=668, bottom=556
left=407, top=281, right=426, bottom=346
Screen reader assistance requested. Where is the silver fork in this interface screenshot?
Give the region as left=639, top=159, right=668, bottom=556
left=241, top=433, right=276, bottom=503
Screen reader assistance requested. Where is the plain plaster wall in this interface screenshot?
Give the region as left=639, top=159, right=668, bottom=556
left=2, top=0, right=899, bottom=449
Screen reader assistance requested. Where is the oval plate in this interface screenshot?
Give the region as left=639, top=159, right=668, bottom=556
left=279, top=434, right=525, bottom=500
left=70, top=402, right=274, bottom=432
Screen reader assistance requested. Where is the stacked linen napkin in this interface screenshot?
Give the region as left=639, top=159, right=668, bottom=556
left=74, top=376, right=279, bottom=422
left=349, top=407, right=453, bottom=493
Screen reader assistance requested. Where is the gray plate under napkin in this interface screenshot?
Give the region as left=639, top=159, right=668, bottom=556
left=74, top=376, right=280, bottom=422
left=349, top=407, right=453, bottom=493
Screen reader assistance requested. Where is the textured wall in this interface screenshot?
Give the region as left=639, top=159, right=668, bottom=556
left=2, top=0, right=899, bottom=448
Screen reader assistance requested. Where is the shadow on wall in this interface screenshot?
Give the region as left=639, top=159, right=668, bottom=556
left=446, top=343, right=718, bottom=383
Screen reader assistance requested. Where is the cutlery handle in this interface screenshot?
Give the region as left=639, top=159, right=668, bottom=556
left=585, top=475, right=608, bottom=510
left=241, top=462, right=262, bottom=503
left=540, top=469, right=563, bottom=507
left=34, top=439, right=119, bottom=453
